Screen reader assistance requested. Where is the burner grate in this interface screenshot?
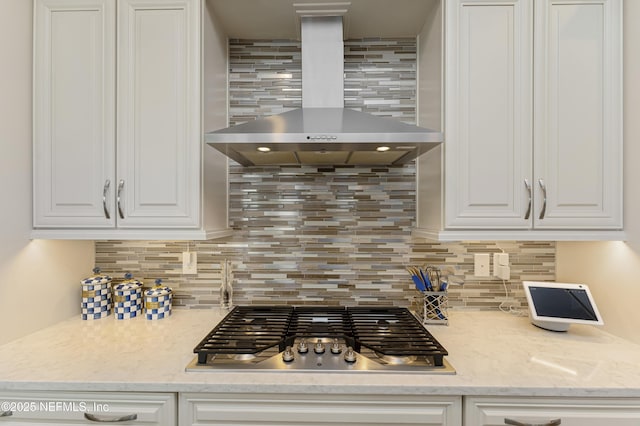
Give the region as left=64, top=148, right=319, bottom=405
left=347, top=307, right=448, bottom=366
left=286, top=306, right=352, bottom=338
left=193, top=306, right=293, bottom=364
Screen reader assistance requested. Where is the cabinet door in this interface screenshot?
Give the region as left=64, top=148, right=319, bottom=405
left=465, top=396, right=640, bottom=426
left=117, top=0, right=200, bottom=228
left=180, top=393, right=462, bottom=426
left=533, top=0, right=622, bottom=229
left=444, top=0, right=533, bottom=229
left=33, top=0, right=116, bottom=228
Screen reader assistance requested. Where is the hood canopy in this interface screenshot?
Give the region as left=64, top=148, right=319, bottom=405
left=207, top=108, right=442, bottom=166
left=205, top=14, right=443, bottom=167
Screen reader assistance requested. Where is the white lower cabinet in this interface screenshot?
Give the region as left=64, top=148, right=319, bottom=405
left=464, top=396, right=640, bottom=426
left=179, top=393, right=462, bottom=426
left=0, top=391, right=176, bottom=425
left=6, top=392, right=640, bottom=425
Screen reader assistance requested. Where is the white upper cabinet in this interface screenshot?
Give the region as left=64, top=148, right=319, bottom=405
left=444, top=0, right=533, bottom=229
left=116, top=0, right=200, bottom=229
left=533, top=0, right=623, bottom=229
left=415, top=0, right=623, bottom=241
left=33, top=0, right=231, bottom=240
left=33, top=0, right=116, bottom=229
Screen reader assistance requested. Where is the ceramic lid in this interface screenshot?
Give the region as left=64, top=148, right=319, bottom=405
left=81, top=267, right=112, bottom=286
left=113, top=272, right=143, bottom=291
left=145, top=279, right=172, bottom=297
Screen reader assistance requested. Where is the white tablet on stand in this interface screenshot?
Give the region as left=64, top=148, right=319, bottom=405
left=522, top=281, right=604, bottom=332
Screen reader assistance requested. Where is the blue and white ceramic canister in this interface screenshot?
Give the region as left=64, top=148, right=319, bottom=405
left=145, top=279, right=172, bottom=320
left=81, top=267, right=112, bottom=320
left=113, top=273, right=143, bottom=319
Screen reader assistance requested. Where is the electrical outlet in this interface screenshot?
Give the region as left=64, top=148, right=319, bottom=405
left=182, top=252, right=198, bottom=274
left=493, top=253, right=509, bottom=277
left=493, top=253, right=510, bottom=280
left=474, top=253, right=490, bottom=277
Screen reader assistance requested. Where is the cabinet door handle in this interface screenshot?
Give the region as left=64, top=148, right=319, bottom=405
left=84, top=412, right=138, bottom=423
left=504, top=418, right=561, bottom=426
left=524, top=178, right=532, bottom=220
left=538, top=178, right=547, bottom=220
left=102, top=180, right=111, bottom=219
left=116, top=179, right=125, bottom=219
left=0, top=411, right=13, bottom=417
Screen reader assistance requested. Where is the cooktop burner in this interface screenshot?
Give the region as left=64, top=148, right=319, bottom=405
left=186, top=305, right=454, bottom=374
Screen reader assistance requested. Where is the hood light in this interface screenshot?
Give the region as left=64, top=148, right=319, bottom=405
left=257, top=147, right=271, bottom=153
left=376, top=146, right=391, bottom=152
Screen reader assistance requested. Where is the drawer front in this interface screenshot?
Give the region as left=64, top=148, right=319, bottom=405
left=0, top=391, right=176, bottom=425
left=465, top=396, right=640, bottom=426
left=181, top=393, right=462, bottom=426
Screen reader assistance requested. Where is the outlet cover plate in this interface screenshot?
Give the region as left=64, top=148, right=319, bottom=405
left=474, top=253, right=490, bottom=277
left=182, top=252, right=198, bottom=274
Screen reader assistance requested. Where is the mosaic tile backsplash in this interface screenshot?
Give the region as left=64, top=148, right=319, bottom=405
left=228, top=38, right=418, bottom=125
left=95, top=38, right=556, bottom=310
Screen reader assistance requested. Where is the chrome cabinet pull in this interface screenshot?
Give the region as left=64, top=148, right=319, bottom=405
left=538, top=178, right=547, bottom=220
left=0, top=411, right=13, bottom=417
left=102, top=180, right=111, bottom=219
left=116, top=179, right=125, bottom=219
left=84, top=412, right=137, bottom=423
left=504, top=418, right=561, bottom=426
left=524, top=178, right=532, bottom=220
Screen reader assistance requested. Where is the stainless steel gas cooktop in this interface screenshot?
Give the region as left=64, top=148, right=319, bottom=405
left=186, top=306, right=455, bottom=374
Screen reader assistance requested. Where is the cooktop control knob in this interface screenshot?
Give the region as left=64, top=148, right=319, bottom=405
left=282, top=346, right=295, bottom=363
left=330, top=339, right=342, bottom=354
left=344, top=346, right=357, bottom=363
left=297, top=339, right=309, bottom=354
left=313, top=339, right=325, bottom=354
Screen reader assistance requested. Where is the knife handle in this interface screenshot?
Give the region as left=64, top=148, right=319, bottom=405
left=419, top=268, right=432, bottom=290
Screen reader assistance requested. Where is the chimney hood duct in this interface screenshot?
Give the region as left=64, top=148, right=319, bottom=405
left=205, top=16, right=443, bottom=167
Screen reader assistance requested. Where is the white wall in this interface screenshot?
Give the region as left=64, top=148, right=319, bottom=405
left=0, top=0, right=94, bottom=345
left=556, top=1, right=640, bottom=344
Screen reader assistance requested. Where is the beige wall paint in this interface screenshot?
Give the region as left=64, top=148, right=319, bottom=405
left=0, top=0, right=94, bottom=345
left=556, top=1, right=640, bottom=344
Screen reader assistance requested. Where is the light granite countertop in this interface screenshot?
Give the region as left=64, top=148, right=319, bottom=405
left=1, top=308, right=639, bottom=397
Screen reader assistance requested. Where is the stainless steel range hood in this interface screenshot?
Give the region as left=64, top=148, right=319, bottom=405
left=205, top=15, right=443, bottom=167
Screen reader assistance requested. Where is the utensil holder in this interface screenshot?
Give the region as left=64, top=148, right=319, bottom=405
left=416, top=291, right=449, bottom=325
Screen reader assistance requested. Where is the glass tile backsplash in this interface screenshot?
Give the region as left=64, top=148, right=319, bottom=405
left=95, top=38, right=555, bottom=310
